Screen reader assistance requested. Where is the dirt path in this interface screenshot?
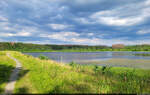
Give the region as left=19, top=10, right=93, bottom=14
left=4, top=53, right=22, bottom=94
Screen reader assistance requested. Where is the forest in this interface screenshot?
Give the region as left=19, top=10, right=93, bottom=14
left=0, top=42, right=150, bottom=52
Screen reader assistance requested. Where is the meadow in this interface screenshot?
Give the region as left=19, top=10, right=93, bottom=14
left=0, top=51, right=150, bottom=94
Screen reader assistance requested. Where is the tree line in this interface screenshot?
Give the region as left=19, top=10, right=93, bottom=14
left=0, top=42, right=150, bottom=52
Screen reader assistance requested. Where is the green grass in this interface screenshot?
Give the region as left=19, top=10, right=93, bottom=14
left=0, top=51, right=150, bottom=94
left=9, top=51, right=150, bottom=94
left=0, top=51, right=16, bottom=93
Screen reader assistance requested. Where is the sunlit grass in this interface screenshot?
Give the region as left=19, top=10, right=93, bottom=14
left=8, top=51, right=150, bottom=94
left=0, top=51, right=16, bottom=93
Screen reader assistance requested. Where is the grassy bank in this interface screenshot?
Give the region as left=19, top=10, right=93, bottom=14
left=0, top=52, right=16, bottom=93
left=0, top=51, right=150, bottom=94
left=7, top=51, right=150, bottom=94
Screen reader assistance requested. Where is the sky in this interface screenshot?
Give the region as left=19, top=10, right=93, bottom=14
left=0, top=0, right=150, bottom=46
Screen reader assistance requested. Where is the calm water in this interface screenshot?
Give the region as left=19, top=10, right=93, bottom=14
left=24, top=52, right=150, bottom=69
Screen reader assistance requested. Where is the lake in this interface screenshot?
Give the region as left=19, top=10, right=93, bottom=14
left=24, top=52, right=150, bottom=69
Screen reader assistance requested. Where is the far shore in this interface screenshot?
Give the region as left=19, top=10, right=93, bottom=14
left=22, top=50, right=150, bottom=53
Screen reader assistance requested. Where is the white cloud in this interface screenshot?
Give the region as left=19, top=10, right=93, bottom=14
left=71, top=0, right=101, bottom=5
left=89, top=0, right=150, bottom=26
left=19, top=26, right=38, bottom=33
left=0, top=22, right=9, bottom=27
left=87, top=33, right=94, bottom=36
left=0, top=24, right=39, bottom=37
left=16, top=32, right=31, bottom=36
left=0, top=33, right=14, bottom=37
left=48, top=24, right=72, bottom=30
left=91, top=16, right=143, bottom=26
left=145, top=0, right=150, bottom=5
left=40, top=31, right=80, bottom=40
left=40, top=32, right=101, bottom=45
left=0, top=16, right=8, bottom=21
left=0, top=32, right=31, bottom=37
left=136, top=29, right=150, bottom=35
left=39, top=31, right=150, bottom=46
left=74, top=18, right=94, bottom=24
left=70, top=38, right=100, bottom=45
left=3, top=26, right=12, bottom=31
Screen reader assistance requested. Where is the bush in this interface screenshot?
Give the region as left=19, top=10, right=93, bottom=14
left=38, top=54, right=49, bottom=60
left=101, top=66, right=112, bottom=75
left=93, top=65, right=102, bottom=74
left=69, top=61, right=77, bottom=67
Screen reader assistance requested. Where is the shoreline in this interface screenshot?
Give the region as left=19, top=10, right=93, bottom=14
left=22, top=51, right=150, bottom=53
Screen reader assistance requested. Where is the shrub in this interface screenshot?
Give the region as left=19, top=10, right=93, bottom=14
left=69, top=61, right=76, bottom=67
left=102, top=66, right=112, bottom=75
left=38, top=54, right=49, bottom=60
left=93, top=65, right=102, bottom=74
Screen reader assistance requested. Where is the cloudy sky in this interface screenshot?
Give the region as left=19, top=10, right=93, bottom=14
left=0, top=0, right=150, bottom=46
